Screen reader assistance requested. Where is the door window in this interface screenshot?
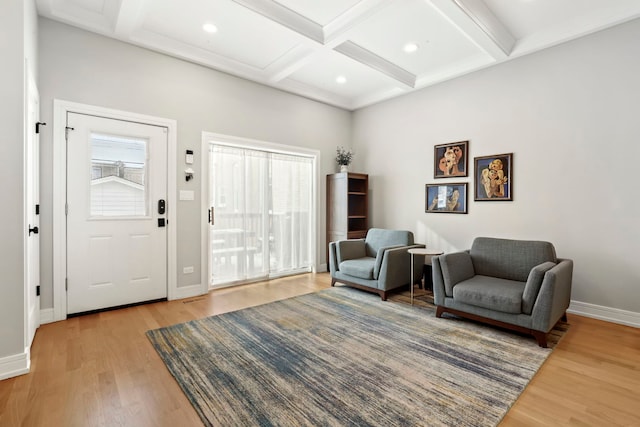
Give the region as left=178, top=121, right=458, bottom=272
left=90, top=133, right=148, bottom=217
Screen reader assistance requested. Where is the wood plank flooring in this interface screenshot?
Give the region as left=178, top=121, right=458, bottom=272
left=0, top=272, right=638, bottom=426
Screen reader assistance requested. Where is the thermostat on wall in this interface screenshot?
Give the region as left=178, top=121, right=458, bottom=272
left=185, top=149, right=194, bottom=164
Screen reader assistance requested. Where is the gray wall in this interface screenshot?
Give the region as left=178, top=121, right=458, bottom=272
left=0, top=0, right=26, bottom=359
left=352, top=19, right=640, bottom=316
left=38, top=18, right=352, bottom=309
left=0, top=0, right=37, bottom=359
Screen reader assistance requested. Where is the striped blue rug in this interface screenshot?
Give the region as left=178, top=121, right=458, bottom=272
left=147, top=287, right=564, bottom=426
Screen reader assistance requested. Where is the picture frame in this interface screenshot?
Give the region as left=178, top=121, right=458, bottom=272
left=434, top=140, right=469, bottom=178
left=425, top=183, right=468, bottom=214
left=474, top=153, right=513, bottom=201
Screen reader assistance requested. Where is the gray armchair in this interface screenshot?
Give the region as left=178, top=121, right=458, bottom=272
left=329, top=228, right=424, bottom=300
left=432, top=237, right=573, bottom=347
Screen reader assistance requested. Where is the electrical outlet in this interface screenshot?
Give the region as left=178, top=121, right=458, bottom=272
left=183, top=266, right=194, bottom=274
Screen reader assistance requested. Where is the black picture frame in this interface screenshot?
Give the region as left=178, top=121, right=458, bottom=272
left=434, top=140, right=469, bottom=178
left=425, top=183, right=468, bottom=214
left=474, top=153, right=513, bottom=201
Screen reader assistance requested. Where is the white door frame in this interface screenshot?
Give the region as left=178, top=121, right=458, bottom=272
left=200, top=131, right=320, bottom=290
left=52, top=100, right=178, bottom=321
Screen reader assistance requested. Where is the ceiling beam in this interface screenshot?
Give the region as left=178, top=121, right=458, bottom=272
left=323, top=0, right=396, bottom=47
left=429, top=0, right=515, bottom=59
left=232, top=0, right=324, bottom=44
left=334, top=41, right=416, bottom=88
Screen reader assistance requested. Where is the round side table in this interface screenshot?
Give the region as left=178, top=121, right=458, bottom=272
left=408, top=248, right=444, bottom=304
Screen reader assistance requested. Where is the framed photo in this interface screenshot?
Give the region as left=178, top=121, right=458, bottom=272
left=434, top=140, right=469, bottom=178
left=474, top=153, right=513, bottom=201
left=425, top=183, right=468, bottom=214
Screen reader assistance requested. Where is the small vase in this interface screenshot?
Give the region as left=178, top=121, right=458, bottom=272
left=340, top=165, right=349, bottom=173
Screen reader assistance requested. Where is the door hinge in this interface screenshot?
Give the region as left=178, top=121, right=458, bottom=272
left=35, top=122, right=46, bottom=134
left=36, top=285, right=40, bottom=296
left=35, top=204, right=40, bottom=215
left=65, top=278, right=68, bottom=291
left=65, top=203, right=69, bottom=216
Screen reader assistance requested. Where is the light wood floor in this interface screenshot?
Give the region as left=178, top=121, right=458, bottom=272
left=0, top=272, right=638, bottom=426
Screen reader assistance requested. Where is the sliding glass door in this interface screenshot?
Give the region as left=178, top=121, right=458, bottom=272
left=208, top=143, right=314, bottom=286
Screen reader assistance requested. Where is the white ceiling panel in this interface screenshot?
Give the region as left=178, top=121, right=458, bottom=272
left=36, top=0, right=640, bottom=110
left=141, top=0, right=306, bottom=69
left=287, top=49, right=404, bottom=100
left=484, top=0, right=640, bottom=54
left=346, top=0, right=486, bottom=76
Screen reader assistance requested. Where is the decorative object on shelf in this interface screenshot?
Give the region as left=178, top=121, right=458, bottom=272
left=425, top=183, right=468, bottom=214
left=474, top=153, right=512, bottom=201
left=335, top=146, right=354, bottom=172
left=434, top=140, right=469, bottom=178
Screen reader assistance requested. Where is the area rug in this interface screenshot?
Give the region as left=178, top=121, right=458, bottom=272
left=147, top=287, right=567, bottom=427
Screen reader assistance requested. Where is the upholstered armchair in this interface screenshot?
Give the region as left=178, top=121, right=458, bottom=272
left=432, top=237, right=573, bottom=347
left=328, top=228, right=424, bottom=300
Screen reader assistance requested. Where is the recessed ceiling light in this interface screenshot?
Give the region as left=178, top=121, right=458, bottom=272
left=336, top=75, right=347, bottom=84
left=403, top=43, right=419, bottom=53
left=202, top=23, right=218, bottom=33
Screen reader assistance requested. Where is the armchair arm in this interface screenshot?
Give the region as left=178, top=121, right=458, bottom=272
left=373, top=244, right=404, bottom=278
left=335, top=239, right=366, bottom=264
left=522, top=261, right=557, bottom=314
left=531, top=259, right=574, bottom=332
left=438, top=251, right=475, bottom=296
left=328, top=242, right=338, bottom=272
left=377, top=244, right=424, bottom=291
left=431, top=256, right=446, bottom=305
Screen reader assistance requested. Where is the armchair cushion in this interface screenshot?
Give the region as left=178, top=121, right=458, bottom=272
left=470, top=237, right=556, bottom=282
left=440, top=252, right=475, bottom=296
left=336, top=239, right=366, bottom=264
left=453, top=276, right=526, bottom=314
left=365, top=228, right=414, bottom=257
left=339, top=257, right=375, bottom=280
left=522, top=261, right=557, bottom=314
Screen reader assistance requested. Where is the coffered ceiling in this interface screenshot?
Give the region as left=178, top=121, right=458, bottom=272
left=36, top=0, right=640, bottom=110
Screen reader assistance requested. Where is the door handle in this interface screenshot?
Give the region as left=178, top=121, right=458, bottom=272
left=158, top=199, right=166, bottom=214
left=29, top=225, right=39, bottom=235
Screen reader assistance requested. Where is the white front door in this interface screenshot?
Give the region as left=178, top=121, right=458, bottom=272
left=66, top=113, right=168, bottom=314
left=25, top=71, right=40, bottom=343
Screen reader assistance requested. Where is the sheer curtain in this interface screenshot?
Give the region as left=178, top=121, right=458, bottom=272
left=209, top=144, right=313, bottom=286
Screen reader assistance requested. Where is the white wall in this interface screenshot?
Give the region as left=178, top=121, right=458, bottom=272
left=37, top=19, right=351, bottom=309
left=352, top=19, right=640, bottom=319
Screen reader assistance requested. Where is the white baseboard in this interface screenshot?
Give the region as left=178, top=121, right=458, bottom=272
left=568, top=300, right=640, bottom=328
left=0, top=348, right=30, bottom=380
left=171, top=283, right=207, bottom=300
left=40, top=308, right=55, bottom=324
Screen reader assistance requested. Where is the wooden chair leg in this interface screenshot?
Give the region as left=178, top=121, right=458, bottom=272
left=532, top=331, right=548, bottom=348
left=435, top=305, right=445, bottom=318
left=561, top=312, right=568, bottom=322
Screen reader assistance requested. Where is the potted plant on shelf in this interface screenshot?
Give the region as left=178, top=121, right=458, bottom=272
left=336, top=146, right=354, bottom=172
